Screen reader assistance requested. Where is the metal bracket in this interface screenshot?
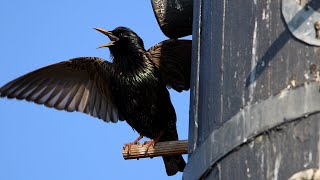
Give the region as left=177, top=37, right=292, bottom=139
left=282, top=0, right=320, bottom=46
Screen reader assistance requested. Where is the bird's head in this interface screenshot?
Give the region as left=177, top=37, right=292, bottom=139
left=94, top=26, right=145, bottom=57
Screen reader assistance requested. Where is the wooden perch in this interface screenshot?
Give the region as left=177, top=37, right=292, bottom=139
left=122, top=140, right=188, bottom=160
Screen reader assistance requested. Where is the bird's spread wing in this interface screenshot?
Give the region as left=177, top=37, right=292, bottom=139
left=147, top=39, right=192, bottom=92
left=0, top=57, right=123, bottom=123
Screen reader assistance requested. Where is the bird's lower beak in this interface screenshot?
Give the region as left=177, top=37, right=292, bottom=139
left=94, top=28, right=119, bottom=48
left=96, top=41, right=116, bottom=49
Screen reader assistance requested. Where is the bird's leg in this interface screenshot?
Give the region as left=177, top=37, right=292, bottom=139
left=131, top=134, right=144, bottom=145
left=144, top=131, right=164, bottom=151
left=125, top=134, right=144, bottom=154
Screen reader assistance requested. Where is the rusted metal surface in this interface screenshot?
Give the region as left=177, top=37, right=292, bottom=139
left=151, top=0, right=193, bottom=38
left=122, top=140, right=187, bottom=160
left=185, top=0, right=320, bottom=179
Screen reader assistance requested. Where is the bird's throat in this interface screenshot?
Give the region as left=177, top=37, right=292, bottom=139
left=112, top=48, right=147, bottom=69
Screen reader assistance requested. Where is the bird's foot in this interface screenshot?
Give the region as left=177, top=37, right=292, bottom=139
left=143, top=140, right=155, bottom=150
left=143, top=131, right=164, bottom=152
left=125, top=134, right=143, bottom=154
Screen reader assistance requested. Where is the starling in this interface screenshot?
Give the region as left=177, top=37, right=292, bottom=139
left=0, top=26, right=191, bottom=176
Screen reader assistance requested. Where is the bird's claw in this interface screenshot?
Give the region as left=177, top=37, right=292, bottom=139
left=143, top=140, right=156, bottom=152
left=125, top=134, right=144, bottom=154
left=125, top=142, right=137, bottom=154
left=143, top=131, right=164, bottom=152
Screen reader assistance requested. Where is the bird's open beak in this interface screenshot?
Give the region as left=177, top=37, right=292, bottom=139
left=94, top=28, right=119, bottom=48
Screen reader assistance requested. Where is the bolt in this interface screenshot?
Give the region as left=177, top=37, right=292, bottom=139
left=314, top=21, right=320, bottom=39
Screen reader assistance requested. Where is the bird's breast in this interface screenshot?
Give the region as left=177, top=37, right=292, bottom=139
left=111, top=67, right=160, bottom=107
left=110, top=66, right=170, bottom=135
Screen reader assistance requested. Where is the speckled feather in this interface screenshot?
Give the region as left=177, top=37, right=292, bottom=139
left=0, top=26, right=191, bottom=176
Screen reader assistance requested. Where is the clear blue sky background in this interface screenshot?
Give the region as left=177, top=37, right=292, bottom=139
left=0, top=1, right=190, bottom=180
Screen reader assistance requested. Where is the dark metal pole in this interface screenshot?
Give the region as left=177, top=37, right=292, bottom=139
left=185, top=0, right=320, bottom=179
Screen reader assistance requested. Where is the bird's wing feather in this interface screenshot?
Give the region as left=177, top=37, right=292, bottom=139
left=0, top=57, right=123, bottom=123
left=147, top=39, right=192, bottom=92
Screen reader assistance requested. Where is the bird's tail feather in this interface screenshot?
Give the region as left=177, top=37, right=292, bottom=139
left=162, top=155, right=186, bottom=176
left=159, top=128, right=186, bottom=176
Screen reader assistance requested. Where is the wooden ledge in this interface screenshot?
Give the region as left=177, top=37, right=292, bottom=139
left=122, top=140, right=188, bottom=160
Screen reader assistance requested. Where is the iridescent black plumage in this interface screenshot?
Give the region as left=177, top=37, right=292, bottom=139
left=0, top=26, right=191, bottom=176
left=108, top=27, right=187, bottom=175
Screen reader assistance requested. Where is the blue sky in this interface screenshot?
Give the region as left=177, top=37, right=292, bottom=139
left=0, top=1, right=190, bottom=180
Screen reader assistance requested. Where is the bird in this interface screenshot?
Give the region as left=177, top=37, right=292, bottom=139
left=0, top=26, right=191, bottom=176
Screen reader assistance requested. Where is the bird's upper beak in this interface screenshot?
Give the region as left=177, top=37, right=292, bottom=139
left=94, top=28, right=119, bottom=48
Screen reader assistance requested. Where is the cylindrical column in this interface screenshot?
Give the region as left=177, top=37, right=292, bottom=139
left=185, top=0, right=320, bottom=179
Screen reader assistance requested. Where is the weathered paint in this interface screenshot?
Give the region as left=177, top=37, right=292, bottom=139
left=185, top=0, right=320, bottom=179
left=185, top=82, right=320, bottom=179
